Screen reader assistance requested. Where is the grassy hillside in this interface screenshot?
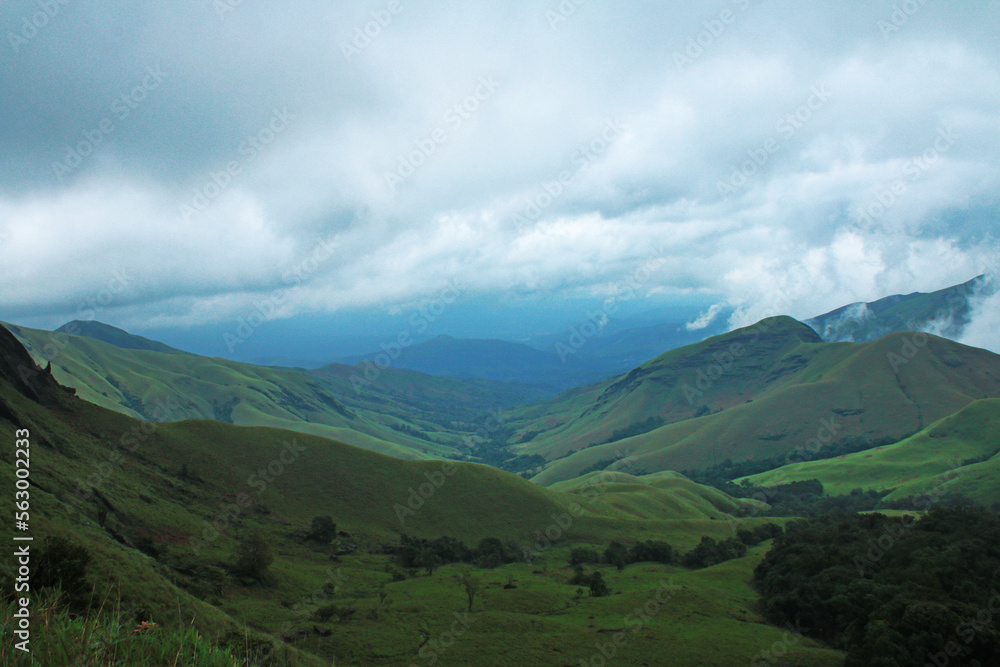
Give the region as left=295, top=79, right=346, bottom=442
left=511, top=317, right=1000, bottom=485
left=0, top=322, right=848, bottom=665
left=742, top=398, right=1000, bottom=505
left=6, top=322, right=550, bottom=462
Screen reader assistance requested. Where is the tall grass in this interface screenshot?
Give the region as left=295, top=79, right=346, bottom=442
left=0, top=587, right=292, bottom=666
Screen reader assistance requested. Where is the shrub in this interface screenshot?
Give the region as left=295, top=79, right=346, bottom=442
left=232, top=531, right=274, bottom=584
left=603, top=541, right=630, bottom=572
left=34, top=536, right=92, bottom=611
left=569, top=547, right=600, bottom=566
left=628, top=540, right=675, bottom=564
left=307, top=516, right=337, bottom=544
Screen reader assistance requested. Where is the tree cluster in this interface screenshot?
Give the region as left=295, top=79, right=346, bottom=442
left=395, top=534, right=521, bottom=574
left=570, top=528, right=780, bottom=572
left=570, top=540, right=678, bottom=570
left=569, top=567, right=610, bottom=597
left=753, top=508, right=1000, bottom=666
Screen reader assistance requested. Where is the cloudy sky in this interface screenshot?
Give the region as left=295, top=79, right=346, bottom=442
left=1, top=1, right=998, bottom=357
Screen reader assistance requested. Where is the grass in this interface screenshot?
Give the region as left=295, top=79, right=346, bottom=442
left=6, top=322, right=546, bottom=462
left=0, top=588, right=306, bottom=667
left=741, top=398, right=1000, bottom=504
left=513, top=321, right=1000, bottom=485
left=216, top=546, right=845, bottom=666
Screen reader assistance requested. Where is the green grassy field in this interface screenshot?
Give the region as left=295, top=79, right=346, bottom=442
left=742, top=398, right=1000, bottom=505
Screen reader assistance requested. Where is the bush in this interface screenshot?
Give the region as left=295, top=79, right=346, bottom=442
left=603, top=541, right=630, bottom=571
left=568, top=566, right=610, bottom=598
left=34, top=536, right=92, bottom=611
left=569, top=548, right=600, bottom=566
left=232, top=531, right=274, bottom=584
left=681, top=536, right=747, bottom=569
left=307, top=516, right=337, bottom=544
left=628, top=540, right=676, bottom=565
left=587, top=571, right=610, bottom=597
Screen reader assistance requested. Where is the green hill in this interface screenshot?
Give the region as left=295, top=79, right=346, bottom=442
left=6, top=322, right=549, bottom=462
left=510, top=316, right=1000, bottom=485
left=56, top=319, right=187, bottom=354
left=741, top=398, right=1000, bottom=505
left=0, top=322, right=848, bottom=665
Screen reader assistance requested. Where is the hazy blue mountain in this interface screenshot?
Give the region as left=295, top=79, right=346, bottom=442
left=56, top=319, right=188, bottom=354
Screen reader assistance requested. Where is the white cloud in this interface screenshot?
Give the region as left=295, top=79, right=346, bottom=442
left=1, top=1, right=998, bottom=336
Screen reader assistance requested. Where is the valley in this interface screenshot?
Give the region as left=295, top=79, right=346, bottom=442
left=3, top=280, right=999, bottom=665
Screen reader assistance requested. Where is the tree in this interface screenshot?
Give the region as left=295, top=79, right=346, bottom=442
left=569, top=547, right=600, bottom=566
left=474, top=537, right=507, bottom=568
left=588, top=571, right=610, bottom=597
left=628, top=540, right=675, bottom=564
left=234, top=530, right=274, bottom=583
left=308, top=516, right=337, bottom=544
left=414, top=547, right=442, bottom=576
left=604, top=541, right=630, bottom=571
left=457, top=574, right=481, bottom=612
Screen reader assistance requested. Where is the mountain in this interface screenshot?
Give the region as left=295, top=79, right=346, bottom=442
left=341, top=334, right=617, bottom=390
left=742, top=398, right=1000, bottom=505
left=508, top=316, right=1000, bottom=485
left=6, top=322, right=550, bottom=461
left=56, top=319, right=187, bottom=354
left=805, top=274, right=994, bottom=342
left=342, top=319, right=724, bottom=392
left=1, top=322, right=844, bottom=666
left=522, top=316, right=727, bottom=372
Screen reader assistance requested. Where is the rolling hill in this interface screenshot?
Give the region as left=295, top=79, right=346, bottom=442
left=6, top=322, right=553, bottom=461
left=56, top=319, right=187, bottom=354
left=741, top=397, right=1000, bottom=505
left=0, top=321, right=849, bottom=666
left=508, top=316, right=1000, bottom=486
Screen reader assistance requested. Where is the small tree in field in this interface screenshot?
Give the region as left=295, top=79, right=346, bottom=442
left=457, top=574, right=481, bottom=612
left=604, top=541, right=630, bottom=572
left=308, top=516, right=337, bottom=544
left=234, top=530, right=274, bottom=583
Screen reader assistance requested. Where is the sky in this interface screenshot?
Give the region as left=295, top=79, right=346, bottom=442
left=1, top=1, right=998, bottom=359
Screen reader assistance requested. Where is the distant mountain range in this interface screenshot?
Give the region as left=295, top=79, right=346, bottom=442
left=56, top=319, right=187, bottom=354
left=338, top=321, right=718, bottom=390
left=333, top=275, right=994, bottom=389
left=8, top=273, right=996, bottom=490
